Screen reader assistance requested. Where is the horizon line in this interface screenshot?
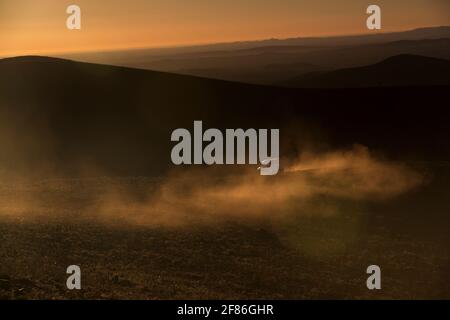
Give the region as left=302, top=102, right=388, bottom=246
left=1, top=25, right=448, bottom=59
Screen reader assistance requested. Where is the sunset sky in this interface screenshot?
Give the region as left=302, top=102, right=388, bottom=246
left=1, top=0, right=449, bottom=56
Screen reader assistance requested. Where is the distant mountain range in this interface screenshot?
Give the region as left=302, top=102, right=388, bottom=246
left=61, top=26, right=450, bottom=58
left=57, top=26, right=450, bottom=85
left=0, top=56, right=449, bottom=177
left=284, top=55, right=450, bottom=88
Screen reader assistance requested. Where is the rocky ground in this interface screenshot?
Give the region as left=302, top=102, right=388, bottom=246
left=0, top=171, right=449, bottom=299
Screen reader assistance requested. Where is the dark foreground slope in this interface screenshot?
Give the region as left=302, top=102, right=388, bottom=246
left=285, top=55, right=450, bottom=88
left=0, top=57, right=450, bottom=300
left=0, top=56, right=449, bottom=177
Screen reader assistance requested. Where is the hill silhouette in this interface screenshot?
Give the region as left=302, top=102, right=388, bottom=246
left=284, top=55, right=450, bottom=88
left=0, top=56, right=449, bottom=177
left=60, top=27, right=450, bottom=85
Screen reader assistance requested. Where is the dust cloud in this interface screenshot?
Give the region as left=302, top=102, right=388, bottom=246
left=0, top=145, right=422, bottom=227
left=78, top=145, right=423, bottom=226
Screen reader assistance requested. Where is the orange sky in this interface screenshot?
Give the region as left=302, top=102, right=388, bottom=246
left=1, top=0, right=449, bottom=56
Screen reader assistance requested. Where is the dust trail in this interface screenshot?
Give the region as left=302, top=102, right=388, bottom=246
left=93, top=145, right=422, bottom=227
left=0, top=145, right=422, bottom=226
